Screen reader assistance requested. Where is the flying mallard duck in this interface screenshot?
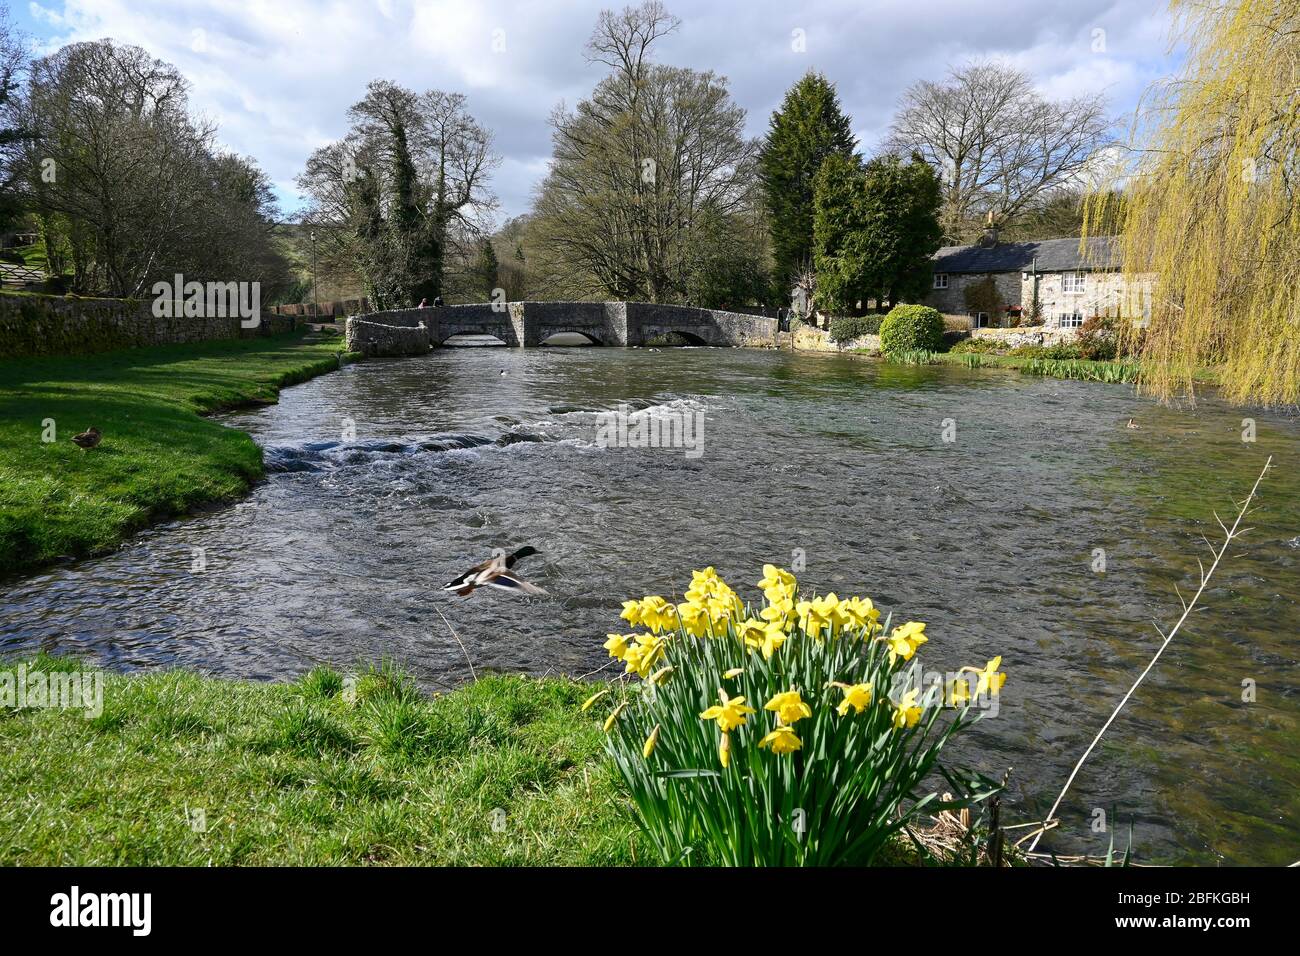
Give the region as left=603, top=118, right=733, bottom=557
left=442, top=546, right=545, bottom=596
left=71, top=427, right=102, bottom=450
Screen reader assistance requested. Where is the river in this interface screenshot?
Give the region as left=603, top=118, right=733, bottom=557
left=1, top=346, right=1296, bottom=864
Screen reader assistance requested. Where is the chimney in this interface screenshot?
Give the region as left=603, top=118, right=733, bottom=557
left=979, top=210, right=1000, bottom=248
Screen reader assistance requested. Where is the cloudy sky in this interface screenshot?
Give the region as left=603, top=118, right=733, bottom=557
left=10, top=0, right=1180, bottom=224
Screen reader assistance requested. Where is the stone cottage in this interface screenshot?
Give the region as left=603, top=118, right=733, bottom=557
left=924, top=230, right=1150, bottom=330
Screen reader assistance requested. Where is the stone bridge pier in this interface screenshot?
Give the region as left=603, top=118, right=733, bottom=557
left=345, top=300, right=778, bottom=355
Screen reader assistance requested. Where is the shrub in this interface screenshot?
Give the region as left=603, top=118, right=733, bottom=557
left=591, top=565, right=1003, bottom=866
left=828, top=314, right=883, bottom=342
left=1008, top=343, right=1083, bottom=360
left=879, top=304, right=945, bottom=353
left=949, top=337, right=1002, bottom=354
left=1076, top=315, right=1120, bottom=361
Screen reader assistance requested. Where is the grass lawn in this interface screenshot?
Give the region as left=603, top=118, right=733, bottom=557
left=0, top=332, right=345, bottom=576
left=0, top=655, right=640, bottom=865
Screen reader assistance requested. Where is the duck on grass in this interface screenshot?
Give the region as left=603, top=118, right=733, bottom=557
left=591, top=564, right=1007, bottom=866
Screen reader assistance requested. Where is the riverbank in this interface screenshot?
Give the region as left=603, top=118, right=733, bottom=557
left=856, top=347, right=1221, bottom=386
left=0, top=655, right=637, bottom=865
left=0, top=655, right=981, bottom=865
left=0, top=332, right=347, bottom=576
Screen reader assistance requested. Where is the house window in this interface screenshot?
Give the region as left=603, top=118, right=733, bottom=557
left=970, top=311, right=990, bottom=328
left=1062, top=272, right=1086, bottom=294
left=1059, top=313, right=1084, bottom=328
left=933, top=273, right=948, bottom=290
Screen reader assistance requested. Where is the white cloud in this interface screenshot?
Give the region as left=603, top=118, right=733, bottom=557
left=23, top=0, right=1177, bottom=222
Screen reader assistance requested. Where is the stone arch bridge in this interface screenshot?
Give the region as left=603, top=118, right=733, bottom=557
left=345, top=300, right=778, bottom=355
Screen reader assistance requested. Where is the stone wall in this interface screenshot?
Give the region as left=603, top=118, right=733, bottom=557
left=970, top=326, right=1080, bottom=348
left=345, top=317, right=431, bottom=356
left=791, top=325, right=881, bottom=353
left=0, top=294, right=300, bottom=359
left=923, top=272, right=1022, bottom=321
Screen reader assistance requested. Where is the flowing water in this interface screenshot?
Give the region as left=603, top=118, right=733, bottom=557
left=2, top=347, right=1297, bottom=864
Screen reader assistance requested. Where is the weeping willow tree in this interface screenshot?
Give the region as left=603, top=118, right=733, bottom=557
left=1085, top=0, right=1300, bottom=406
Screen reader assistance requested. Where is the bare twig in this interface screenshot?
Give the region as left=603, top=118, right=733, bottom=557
left=1026, top=456, right=1273, bottom=854
left=430, top=604, right=477, bottom=681
left=577, top=658, right=619, bottom=681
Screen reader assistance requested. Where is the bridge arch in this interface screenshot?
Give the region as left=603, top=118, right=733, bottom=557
left=441, top=332, right=508, bottom=347
left=540, top=329, right=602, bottom=346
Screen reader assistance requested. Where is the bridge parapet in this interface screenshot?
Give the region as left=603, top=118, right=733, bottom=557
left=344, top=301, right=777, bottom=354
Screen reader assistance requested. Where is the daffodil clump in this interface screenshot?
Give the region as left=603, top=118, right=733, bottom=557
left=589, top=565, right=1005, bottom=866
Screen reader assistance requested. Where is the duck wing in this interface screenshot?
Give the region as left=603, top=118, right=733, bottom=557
left=442, top=557, right=494, bottom=592
left=483, top=570, right=547, bottom=595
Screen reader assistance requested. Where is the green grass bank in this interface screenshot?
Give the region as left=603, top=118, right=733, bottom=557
left=858, top=347, right=1220, bottom=386
left=0, top=331, right=346, bottom=576
left=0, top=656, right=638, bottom=865
left=0, top=656, right=976, bottom=866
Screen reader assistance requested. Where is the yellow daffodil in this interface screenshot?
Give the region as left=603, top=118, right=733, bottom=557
left=700, top=690, right=756, bottom=733
left=604, top=633, right=632, bottom=660
left=684, top=567, right=722, bottom=604
left=620, top=600, right=644, bottom=627
left=972, top=656, right=1007, bottom=696
left=642, top=724, right=661, bottom=759
left=796, top=593, right=843, bottom=641
left=840, top=596, right=882, bottom=635
left=621, top=637, right=663, bottom=679
left=759, top=620, right=789, bottom=659
left=719, top=732, right=731, bottom=768
left=723, top=667, right=744, bottom=679
left=706, top=590, right=742, bottom=627
left=757, top=564, right=797, bottom=601
left=947, top=674, right=974, bottom=707
left=735, top=617, right=768, bottom=652
left=622, top=637, right=664, bottom=679
left=884, top=621, right=928, bottom=665
left=758, top=725, right=802, bottom=755
left=765, top=689, right=812, bottom=725
left=891, top=688, right=923, bottom=729
left=580, top=689, right=610, bottom=712
left=760, top=594, right=796, bottom=629
left=833, top=682, right=873, bottom=716
left=604, top=701, right=628, bottom=732
left=649, top=665, right=675, bottom=685
left=638, top=596, right=678, bottom=634
left=676, top=601, right=711, bottom=638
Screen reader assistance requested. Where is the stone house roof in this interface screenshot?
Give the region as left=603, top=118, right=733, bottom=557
left=932, top=236, right=1118, bottom=274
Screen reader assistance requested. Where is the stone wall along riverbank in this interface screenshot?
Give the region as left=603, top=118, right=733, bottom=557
left=0, top=294, right=300, bottom=359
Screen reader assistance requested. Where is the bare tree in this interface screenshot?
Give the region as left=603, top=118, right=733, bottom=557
left=887, top=60, right=1111, bottom=242
left=529, top=1, right=763, bottom=304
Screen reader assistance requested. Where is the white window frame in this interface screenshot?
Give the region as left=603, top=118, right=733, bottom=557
left=933, top=273, right=948, bottom=290
left=1059, top=313, right=1084, bottom=329
left=970, top=311, right=990, bottom=328
left=1062, top=271, right=1086, bottom=295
